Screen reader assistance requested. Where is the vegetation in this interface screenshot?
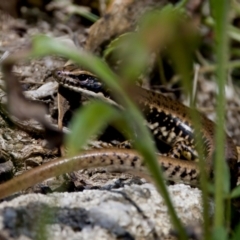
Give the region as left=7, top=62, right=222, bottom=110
left=3, top=0, right=240, bottom=239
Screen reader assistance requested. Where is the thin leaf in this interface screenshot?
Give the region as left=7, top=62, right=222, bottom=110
left=230, top=185, right=240, bottom=199
left=66, top=101, right=120, bottom=156
left=31, top=35, right=187, bottom=239
left=212, top=227, right=228, bottom=240
left=210, top=0, right=230, bottom=228
left=231, top=223, right=240, bottom=240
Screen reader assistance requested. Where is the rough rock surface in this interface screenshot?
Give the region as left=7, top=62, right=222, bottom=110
left=0, top=183, right=203, bottom=240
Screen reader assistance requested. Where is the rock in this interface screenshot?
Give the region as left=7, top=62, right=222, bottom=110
left=0, top=183, right=203, bottom=240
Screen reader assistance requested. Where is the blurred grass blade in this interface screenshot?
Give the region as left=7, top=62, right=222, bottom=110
left=230, top=185, right=240, bottom=199
left=72, top=6, right=99, bottom=22
left=165, top=15, right=211, bottom=239
left=66, top=101, right=120, bottom=156
left=231, top=222, right=240, bottom=240
left=175, top=0, right=188, bottom=9
left=31, top=35, right=187, bottom=239
left=210, top=0, right=230, bottom=228
left=212, top=227, right=228, bottom=240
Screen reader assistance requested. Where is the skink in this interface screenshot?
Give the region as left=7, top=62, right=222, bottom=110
left=0, top=149, right=200, bottom=199
left=0, top=65, right=237, bottom=199
left=53, top=65, right=238, bottom=188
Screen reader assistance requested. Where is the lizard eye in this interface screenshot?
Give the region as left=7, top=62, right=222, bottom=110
left=52, top=70, right=62, bottom=77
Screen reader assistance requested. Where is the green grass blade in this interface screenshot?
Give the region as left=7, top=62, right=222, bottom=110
left=66, top=101, right=121, bottom=156
left=230, top=185, right=240, bottom=199
left=31, top=35, right=188, bottom=239
left=210, top=0, right=230, bottom=229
